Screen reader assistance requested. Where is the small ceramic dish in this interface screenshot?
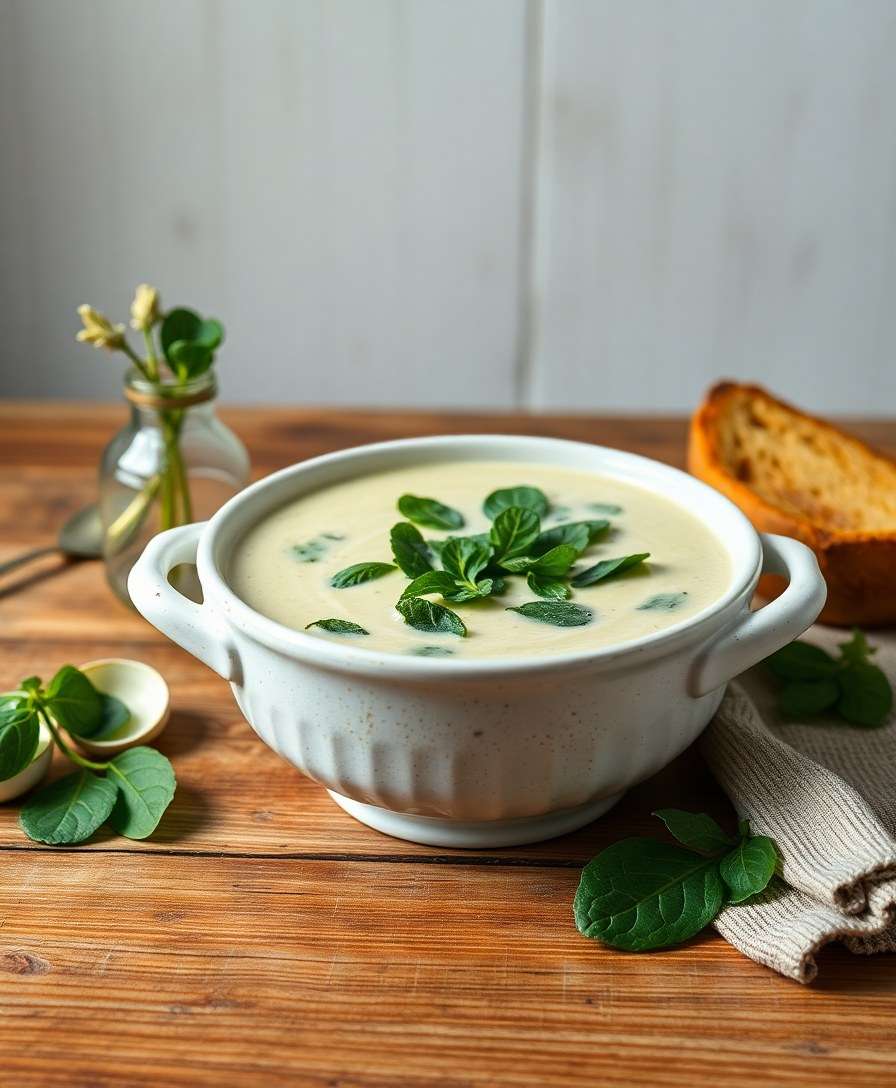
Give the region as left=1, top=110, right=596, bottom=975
left=0, top=720, right=53, bottom=802
left=73, top=658, right=170, bottom=757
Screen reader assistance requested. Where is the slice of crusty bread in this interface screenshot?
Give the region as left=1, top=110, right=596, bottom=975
left=689, top=382, right=896, bottom=626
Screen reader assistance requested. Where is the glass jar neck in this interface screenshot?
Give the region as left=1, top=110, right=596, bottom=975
left=124, top=369, right=217, bottom=426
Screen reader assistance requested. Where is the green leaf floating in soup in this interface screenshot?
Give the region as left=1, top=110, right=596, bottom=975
left=506, top=601, right=593, bottom=627
left=571, top=553, right=650, bottom=588
left=483, top=485, right=549, bottom=520
left=229, top=461, right=731, bottom=659
left=397, top=494, right=465, bottom=531
left=526, top=574, right=570, bottom=600
left=292, top=533, right=344, bottom=563
left=330, top=561, right=397, bottom=588
left=411, top=645, right=455, bottom=657
left=306, top=618, right=370, bottom=635
left=636, top=591, right=688, bottom=611
left=390, top=522, right=433, bottom=578
left=397, top=597, right=466, bottom=637
left=489, top=506, right=541, bottom=563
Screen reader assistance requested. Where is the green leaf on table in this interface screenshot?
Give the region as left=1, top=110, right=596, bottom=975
left=44, top=665, right=112, bottom=739
left=836, top=663, right=893, bottom=728
left=489, top=506, right=541, bottom=562
left=397, top=494, right=464, bottom=531
left=501, top=544, right=579, bottom=578
left=653, top=809, right=736, bottom=854
left=0, top=705, right=40, bottom=781
left=573, top=838, right=726, bottom=951
left=719, top=834, right=778, bottom=904
left=527, top=573, right=570, bottom=600
left=778, top=679, right=840, bottom=718
left=838, top=629, right=875, bottom=666
left=483, top=486, right=549, bottom=520
left=305, top=619, right=369, bottom=635
left=107, top=747, right=177, bottom=840
left=571, top=553, right=650, bottom=588
left=766, top=642, right=839, bottom=682
left=329, top=561, right=397, bottom=588
left=396, top=597, right=466, bottom=637
left=506, top=601, right=592, bottom=627
left=390, top=522, right=433, bottom=578
left=20, top=771, right=118, bottom=845
left=637, top=591, right=688, bottom=611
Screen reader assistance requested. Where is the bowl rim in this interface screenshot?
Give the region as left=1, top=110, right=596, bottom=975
left=197, top=434, right=763, bottom=678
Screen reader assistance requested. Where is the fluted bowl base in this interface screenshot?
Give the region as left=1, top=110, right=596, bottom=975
left=326, top=790, right=625, bottom=848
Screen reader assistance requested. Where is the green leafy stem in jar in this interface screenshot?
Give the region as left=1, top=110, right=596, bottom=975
left=76, top=286, right=227, bottom=542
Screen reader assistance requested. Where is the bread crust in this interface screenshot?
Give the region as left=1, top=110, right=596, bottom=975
left=688, top=382, right=896, bottom=627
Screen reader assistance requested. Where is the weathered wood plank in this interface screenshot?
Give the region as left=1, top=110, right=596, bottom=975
left=1, top=854, right=893, bottom=1088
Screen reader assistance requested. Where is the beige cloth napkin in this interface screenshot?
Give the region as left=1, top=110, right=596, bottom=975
left=699, top=627, right=896, bottom=983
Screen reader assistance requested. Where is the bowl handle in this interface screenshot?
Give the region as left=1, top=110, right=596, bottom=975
left=689, top=533, right=827, bottom=697
left=127, top=523, right=237, bottom=681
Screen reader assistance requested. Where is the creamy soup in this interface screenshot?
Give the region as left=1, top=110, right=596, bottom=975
left=230, top=461, right=731, bottom=660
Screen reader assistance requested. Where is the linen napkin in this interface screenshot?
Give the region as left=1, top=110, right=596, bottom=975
left=699, top=626, right=896, bottom=983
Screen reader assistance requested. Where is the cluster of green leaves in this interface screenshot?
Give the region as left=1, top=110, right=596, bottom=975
left=0, top=667, right=176, bottom=845
left=160, top=308, right=225, bottom=382
left=308, top=485, right=654, bottom=640
left=574, top=810, right=778, bottom=952
left=766, top=630, right=892, bottom=728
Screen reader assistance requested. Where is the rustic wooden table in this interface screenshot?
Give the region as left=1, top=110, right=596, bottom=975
left=1, top=404, right=894, bottom=1088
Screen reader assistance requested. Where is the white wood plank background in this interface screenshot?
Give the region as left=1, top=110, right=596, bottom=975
left=2, top=0, right=895, bottom=415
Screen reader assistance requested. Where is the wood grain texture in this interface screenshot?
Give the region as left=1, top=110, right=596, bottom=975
left=1, top=405, right=894, bottom=1086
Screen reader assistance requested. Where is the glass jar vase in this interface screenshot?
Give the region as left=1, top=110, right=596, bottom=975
left=99, top=371, right=250, bottom=605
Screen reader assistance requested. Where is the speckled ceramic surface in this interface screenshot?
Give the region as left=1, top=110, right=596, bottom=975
left=128, top=435, right=827, bottom=847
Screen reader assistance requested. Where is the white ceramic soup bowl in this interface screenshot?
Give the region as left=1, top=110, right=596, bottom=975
left=128, top=435, right=826, bottom=848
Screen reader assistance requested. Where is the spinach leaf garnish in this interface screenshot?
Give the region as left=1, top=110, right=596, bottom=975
left=588, top=502, right=623, bottom=516
left=574, top=812, right=778, bottom=951
left=489, top=506, right=541, bottom=562
left=530, top=519, right=608, bottom=557
left=390, top=522, right=433, bottom=578
left=397, top=494, right=465, bottom=531
left=636, top=591, right=688, bottom=611
left=399, top=571, right=458, bottom=601
left=410, top=645, right=455, bottom=657
left=305, top=618, right=370, bottom=635
left=396, top=597, right=466, bottom=637
left=767, top=630, right=892, bottom=728
left=291, top=533, right=343, bottom=563
left=501, top=543, right=579, bottom=577
left=483, top=485, right=549, bottom=520
left=506, top=601, right=593, bottom=627
left=526, top=573, right=570, bottom=600
left=571, top=552, right=650, bottom=588
left=440, top=537, right=494, bottom=595
left=330, top=562, right=397, bottom=588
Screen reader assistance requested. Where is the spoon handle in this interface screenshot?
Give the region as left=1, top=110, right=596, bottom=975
left=0, top=546, right=60, bottom=577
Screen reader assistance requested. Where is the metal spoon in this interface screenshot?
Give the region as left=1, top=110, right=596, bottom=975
left=0, top=504, right=103, bottom=578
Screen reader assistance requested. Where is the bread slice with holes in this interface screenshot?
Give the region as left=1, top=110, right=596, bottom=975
left=688, top=381, right=896, bottom=626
